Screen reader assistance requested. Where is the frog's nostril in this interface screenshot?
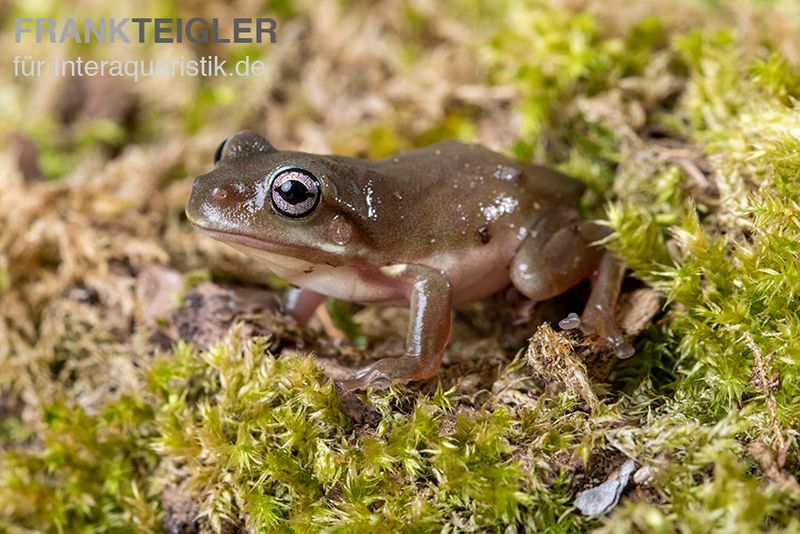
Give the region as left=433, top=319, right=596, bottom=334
left=211, top=186, right=228, bottom=201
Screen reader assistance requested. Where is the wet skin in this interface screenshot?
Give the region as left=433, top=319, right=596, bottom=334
left=186, top=131, right=634, bottom=390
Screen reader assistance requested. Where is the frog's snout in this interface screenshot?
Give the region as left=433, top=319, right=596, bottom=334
left=187, top=173, right=243, bottom=229
left=190, top=174, right=242, bottom=211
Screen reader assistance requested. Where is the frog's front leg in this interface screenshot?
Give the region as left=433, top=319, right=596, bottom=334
left=285, top=288, right=325, bottom=324
left=340, top=264, right=453, bottom=391
left=510, top=219, right=633, bottom=358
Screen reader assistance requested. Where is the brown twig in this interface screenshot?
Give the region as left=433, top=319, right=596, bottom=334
left=743, top=332, right=800, bottom=492
left=744, top=332, right=784, bottom=451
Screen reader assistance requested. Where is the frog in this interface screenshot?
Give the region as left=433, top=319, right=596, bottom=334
left=186, top=130, right=634, bottom=391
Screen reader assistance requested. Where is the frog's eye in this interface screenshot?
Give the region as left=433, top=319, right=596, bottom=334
left=270, top=169, right=321, bottom=218
left=213, top=138, right=227, bottom=165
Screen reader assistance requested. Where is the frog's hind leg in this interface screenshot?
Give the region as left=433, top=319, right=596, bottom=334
left=580, top=251, right=634, bottom=358
left=510, top=220, right=633, bottom=358
left=510, top=217, right=603, bottom=302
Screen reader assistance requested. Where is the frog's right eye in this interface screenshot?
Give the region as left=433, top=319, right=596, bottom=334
left=213, top=138, right=228, bottom=165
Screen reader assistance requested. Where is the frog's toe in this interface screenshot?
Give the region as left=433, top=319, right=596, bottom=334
left=600, top=328, right=635, bottom=359
left=558, top=312, right=582, bottom=330
left=612, top=340, right=635, bottom=359
left=337, top=355, right=439, bottom=392
left=336, top=374, right=390, bottom=394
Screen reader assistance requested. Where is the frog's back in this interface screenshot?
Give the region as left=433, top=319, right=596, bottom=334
left=321, top=141, right=585, bottom=266
left=366, top=141, right=585, bottom=207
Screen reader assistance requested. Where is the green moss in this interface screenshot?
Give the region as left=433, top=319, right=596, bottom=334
left=0, top=396, right=160, bottom=531
left=148, top=337, right=592, bottom=531
left=605, top=28, right=800, bottom=425
left=483, top=2, right=666, bottom=162
left=23, top=117, right=128, bottom=179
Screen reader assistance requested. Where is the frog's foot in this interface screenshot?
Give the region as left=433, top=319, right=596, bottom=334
left=337, top=355, right=440, bottom=393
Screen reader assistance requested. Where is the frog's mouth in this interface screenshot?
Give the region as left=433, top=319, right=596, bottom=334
left=190, top=222, right=293, bottom=255
left=189, top=222, right=349, bottom=267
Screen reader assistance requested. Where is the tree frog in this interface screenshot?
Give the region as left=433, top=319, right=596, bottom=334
left=186, top=131, right=634, bottom=390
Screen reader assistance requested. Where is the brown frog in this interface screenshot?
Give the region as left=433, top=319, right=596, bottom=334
left=186, top=131, right=633, bottom=390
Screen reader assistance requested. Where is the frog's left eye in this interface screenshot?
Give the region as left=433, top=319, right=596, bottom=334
left=213, top=138, right=227, bottom=165
left=270, top=169, right=321, bottom=218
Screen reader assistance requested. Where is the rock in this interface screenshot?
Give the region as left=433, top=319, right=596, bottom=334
left=618, top=288, right=662, bottom=337
left=574, top=458, right=636, bottom=516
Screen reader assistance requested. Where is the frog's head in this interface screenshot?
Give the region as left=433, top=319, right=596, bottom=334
left=186, top=131, right=363, bottom=266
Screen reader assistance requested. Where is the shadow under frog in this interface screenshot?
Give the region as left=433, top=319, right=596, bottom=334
left=186, top=131, right=634, bottom=391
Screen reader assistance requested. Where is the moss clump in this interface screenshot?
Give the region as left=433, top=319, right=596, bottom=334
left=607, top=29, right=800, bottom=427
left=0, top=396, right=159, bottom=531
left=149, top=335, right=593, bottom=531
